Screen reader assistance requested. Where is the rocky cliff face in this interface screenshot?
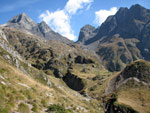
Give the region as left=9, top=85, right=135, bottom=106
left=85, top=4, right=150, bottom=44
left=4, top=13, right=72, bottom=44
left=77, top=24, right=97, bottom=44
left=63, top=71, right=84, bottom=91
left=78, top=4, right=150, bottom=71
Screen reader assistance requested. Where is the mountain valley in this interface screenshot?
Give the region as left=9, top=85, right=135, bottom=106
left=0, top=4, right=150, bottom=113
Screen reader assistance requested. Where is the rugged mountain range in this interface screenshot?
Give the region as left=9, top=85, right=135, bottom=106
left=3, top=13, right=72, bottom=44
left=78, top=4, right=150, bottom=71
left=0, top=4, right=150, bottom=113
left=0, top=15, right=108, bottom=113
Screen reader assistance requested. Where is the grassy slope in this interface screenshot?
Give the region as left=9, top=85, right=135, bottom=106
left=104, top=60, right=150, bottom=113
left=117, top=80, right=150, bottom=113
left=0, top=47, right=104, bottom=113
left=2, top=27, right=111, bottom=100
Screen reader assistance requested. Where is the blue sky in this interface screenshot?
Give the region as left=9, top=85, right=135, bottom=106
left=0, top=0, right=150, bottom=41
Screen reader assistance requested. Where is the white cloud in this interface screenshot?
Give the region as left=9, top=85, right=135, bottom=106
left=39, top=0, right=93, bottom=41
left=39, top=10, right=76, bottom=41
left=95, top=7, right=117, bottom=25
left=65, top=0, right=93, bottom=14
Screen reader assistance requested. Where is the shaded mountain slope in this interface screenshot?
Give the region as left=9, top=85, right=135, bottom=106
left=86, top=4, right=150, bottom=44
left=78, top=4, right=150, bottom=71
left=77, top=24, right=98, bottom=44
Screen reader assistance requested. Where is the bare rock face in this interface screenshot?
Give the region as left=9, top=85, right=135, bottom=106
left=77, top=24, right=97, bottom=44
left=75, top=55, right=94, bottom=64
left=6, top=13, right=41, bottom=36
left=85, top=4, right=150, bottom=44
left=38, top=21, right=52, bottom=34
left=63, top=71, right=84, bottom=91
left=4, top=13, right=72, bottom=44
left=37, top=21, right=72, bottom=43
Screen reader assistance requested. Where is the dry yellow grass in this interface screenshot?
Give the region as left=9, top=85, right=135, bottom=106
left=0, top=57, right=104, bottom=113
left=117, top=87, right=150, bottom=113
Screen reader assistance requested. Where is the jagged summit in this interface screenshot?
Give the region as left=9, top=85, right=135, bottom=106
left=77, top=24, right=97, bottom=44
left=81, top=4, right=150, bottom=45
left=6, top=13, right=37, bottom=31
left=78, top=4, right=150, bottom=71
left=8, top=13, right=34, bottom=24
left=81, top=24, right=95, bottom=30
left=38, top=21, right=52, bottom=34
left=3, top=13, right=72, bottom=44
left=130, top=4, right=145, bottom=10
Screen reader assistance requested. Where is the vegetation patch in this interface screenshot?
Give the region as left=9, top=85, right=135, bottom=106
left=18, top=103, right=30, bottom=113
left=47, top=104, right=73, bottom=113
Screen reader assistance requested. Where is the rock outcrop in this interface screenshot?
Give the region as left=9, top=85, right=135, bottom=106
left=63, top=71, right=84, bottom=91
left=77, top=24, right=97, bottom=44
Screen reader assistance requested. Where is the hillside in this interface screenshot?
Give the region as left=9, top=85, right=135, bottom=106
left=0, top=26, right=108, bottom=113
left=0, top=24, right=112, bottom=112
left=104, top=60, right=150, bottom=113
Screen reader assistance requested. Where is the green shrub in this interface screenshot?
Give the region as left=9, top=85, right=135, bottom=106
left=31, top=103, right=38, bottom=112
left=0, top=68, right=6, bottom=74
left=47, top=104, right=72, bottom=113
left=18, top=103, right=30, bottom=113
left=0, top=106, right=11, bottom=113
left=41, top=99, right=47, bottom=107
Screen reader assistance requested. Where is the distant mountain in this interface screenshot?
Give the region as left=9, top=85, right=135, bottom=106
left=85, top=4, right=150, bottom=45
left=78, top=4, right=150, bottom=71
left=77, top=24, right=98, bottom=44
left=4, top=13, right=72, bottom=44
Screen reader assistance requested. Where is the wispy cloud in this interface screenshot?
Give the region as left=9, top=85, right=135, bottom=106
left=65, top=0, right=93, bottom=14
left=0, top=0, right=41, bottom=13
left=94, top=7, right=117, bottom=25
left=39, top=0, right=93, bottom=41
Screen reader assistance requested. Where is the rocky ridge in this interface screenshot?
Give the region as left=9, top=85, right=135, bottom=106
left=4, top=13, right=72, bottom=44
left=78, top=4, right=150, bottom=71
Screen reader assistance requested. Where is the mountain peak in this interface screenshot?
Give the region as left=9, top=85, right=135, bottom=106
left=81, top=24, right=95, bottom=31
left=20, top=12, right=27, bottom=16
left=129, top=4, right=150, bottom=22
left=77, top=24, right=97, bottom=44
left=8, top=13, right=34, bottom=24
left=130, top=4, right=144, bottom=10
left=38, top=21, right=52, bottom=33
left=5, top=13, right=37, bottom=32
left=40, top=21, right=47, bottom=25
